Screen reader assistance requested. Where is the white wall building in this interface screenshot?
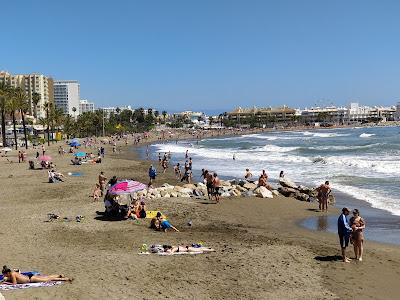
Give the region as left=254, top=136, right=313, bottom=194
left=54, top=80, right=80, bottom=116
left=79, top=99, right=95, bottom=113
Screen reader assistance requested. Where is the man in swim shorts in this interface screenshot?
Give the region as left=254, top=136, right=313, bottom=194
left=337, top=207, right=353, bottom=263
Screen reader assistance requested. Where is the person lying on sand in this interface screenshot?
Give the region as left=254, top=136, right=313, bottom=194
left=1, top=266, right=72, bottom=285
left=149, top=244, right=214, bottom=254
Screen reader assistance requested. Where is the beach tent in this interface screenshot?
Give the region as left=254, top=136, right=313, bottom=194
left=69, top=141, right=81, bottom=147
left=108, top=180, right=147, bottom=195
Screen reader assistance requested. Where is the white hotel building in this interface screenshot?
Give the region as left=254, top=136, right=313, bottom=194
left=79, top=99, right=95, bottom=113
left=54, top=80, right=80, bottom=116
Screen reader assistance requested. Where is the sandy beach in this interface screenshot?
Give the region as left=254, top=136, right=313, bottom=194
left=1, top=134, right=400, bottom=300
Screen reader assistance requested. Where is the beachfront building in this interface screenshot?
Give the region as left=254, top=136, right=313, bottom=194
left=227, top=106, right=296, bottom=127
left=395, top=102, right=400, bottom=121
left=0, top=71, right=54, bottom=119
left=54, top=80, right=80, bottom=117
left=79, top=99, right=95, bottom=113
left=100, top=105, right=134, bottom=118
left=173, top=111, right=206, bottom=123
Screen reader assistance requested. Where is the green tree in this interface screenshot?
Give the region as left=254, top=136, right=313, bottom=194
left=32, top=92, right=41, bottom=119
left=162, top=110, right=167, bottom=124
left=14, top=88, right=30, bottom=149
left=6, top=87, right=21, bottom=149
left=0, top=82, right=10, bottom=147
left=43, top=102, right=53, bottom=146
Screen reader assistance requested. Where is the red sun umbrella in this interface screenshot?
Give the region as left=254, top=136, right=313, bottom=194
left=38, top=155, right=52, bottom=161
left=108, top=180, right=147, bottom=195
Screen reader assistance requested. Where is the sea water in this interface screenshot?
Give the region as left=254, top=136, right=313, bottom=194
left=146, top=126, right=400, bottom=244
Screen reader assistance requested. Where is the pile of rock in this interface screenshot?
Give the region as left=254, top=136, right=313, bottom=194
left=278, top=177, right=335, bottom=204
left=132, top=180, right=278, bottom=200
left=131, top=177, right=334, bottom=203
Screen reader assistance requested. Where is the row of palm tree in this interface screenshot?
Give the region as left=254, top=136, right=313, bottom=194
left=0, top=82, right=65, bottom=149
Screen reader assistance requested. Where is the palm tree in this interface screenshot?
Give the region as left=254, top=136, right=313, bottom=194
left=162, top=110, right=167, bottom=124
left=32, top=92, right=41, bottom=119
left=14, top=88, right=30, bottom=149
left=0, top=82, right=9, bottom=147
left=72, top=106, right=77, bottom=119
left=5, top=87, right=20, bottom=150
left=43, top=102, right=53, bottom=146
left=51, top=107, right=64, bottom=142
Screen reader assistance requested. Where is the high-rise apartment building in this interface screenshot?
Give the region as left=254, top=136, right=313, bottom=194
left=0, top=71, right=54, bottom=119
left=54, top=80, right=80, bottom=116
left=79, top=99, right=95, bottom=113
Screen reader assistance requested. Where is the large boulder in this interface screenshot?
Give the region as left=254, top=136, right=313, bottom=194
left=295, top=193, right=310, bottom=201
left=196, top=182, right=206, bottom=187
left=183, top=184, right=196, bottom=189
left=220, top=180, right=231, bottom=187
left=162, top=183, right=174, bottom=188
left=180, top=187, right=193, bottom=194
left=278, top=187, right=300, bottom=197
left=254, top=186, right=273, bottom=198
left=243, top=182, right=257, bottom=190
left=279, top=177, right=298, bottom=189
left=243, top=190, right=256, bottom=197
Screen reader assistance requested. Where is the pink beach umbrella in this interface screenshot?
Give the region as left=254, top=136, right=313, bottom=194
left=108, top=180, right=147, bottom=195
left=38, top=155, right=52, bottom=161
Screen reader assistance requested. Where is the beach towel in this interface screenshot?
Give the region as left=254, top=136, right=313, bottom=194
left=67, top=172, right=83, bottom=176
left=0, top=281, right=63, bottom=291
left=145, top=211, right=167, bottom=219
left=139, top=246, right=215, bottom=256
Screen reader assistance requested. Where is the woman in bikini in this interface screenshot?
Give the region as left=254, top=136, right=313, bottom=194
left=1, top=266, right=72, bottom=285
left=350, top=209, right=366, bottom=261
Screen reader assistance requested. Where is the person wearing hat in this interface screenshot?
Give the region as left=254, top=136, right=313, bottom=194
left=337, top=207, right=353, bottom=262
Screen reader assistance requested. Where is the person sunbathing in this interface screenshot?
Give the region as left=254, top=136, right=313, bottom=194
left=1, top=266, right=72, bottom=285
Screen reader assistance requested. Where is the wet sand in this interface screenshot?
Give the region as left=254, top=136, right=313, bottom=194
left=1, top=136, right=400, bottom=299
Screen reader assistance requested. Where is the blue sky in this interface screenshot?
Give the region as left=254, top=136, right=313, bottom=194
left=2, top=0, right=400, bottom=112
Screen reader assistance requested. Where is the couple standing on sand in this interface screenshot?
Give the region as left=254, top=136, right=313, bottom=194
left=338, top=207, right=366, bottom=262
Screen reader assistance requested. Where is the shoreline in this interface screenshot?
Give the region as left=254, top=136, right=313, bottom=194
left=0, top=131, right=399, bottom=299
left=140, top=129, right=400, bottom=246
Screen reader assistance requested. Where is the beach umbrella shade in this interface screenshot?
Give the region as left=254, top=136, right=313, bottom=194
left=38, top=155, right=52, bottom=161
left=74, top=151, right=86, bottom=157
left=69, top=141, right=81, bottom=147
left=1, top=147, right=12, bottom=152
left=108, top=180, right=147, bottom=195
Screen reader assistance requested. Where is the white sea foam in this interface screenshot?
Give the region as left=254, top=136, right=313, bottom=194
left=307, top=143, right=381, bottom=151
left=360, top=133, right=376, bottom=138
left=333, top=183, right=400, bottom=216
left=302, top=131, right=351, bottom=138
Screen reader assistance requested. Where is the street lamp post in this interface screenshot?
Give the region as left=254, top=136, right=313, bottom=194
left=102, top=108, right=105, bottom=137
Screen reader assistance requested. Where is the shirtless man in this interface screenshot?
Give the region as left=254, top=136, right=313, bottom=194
left=316, top=181, right=331, bottom=212
left=98, top=171, right=107, bottom=196
left=1, top=266, right=72, bottom=285
left=205, top=171, right=214, bottom=200
left=212, top=173, right=221, bottom=203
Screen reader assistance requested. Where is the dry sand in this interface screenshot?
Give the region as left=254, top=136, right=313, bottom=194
left=1, top=136, right=400, bottom=300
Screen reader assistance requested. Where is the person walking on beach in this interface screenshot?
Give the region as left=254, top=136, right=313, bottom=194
left=98, top=171, right=107, bottom=196
left=316, top=181, right=331, bottom=212
left=212, top=173, right=221, bottom=203
left=148, top=165, right=157, bottom=187
left=350, top=209, right=366, bottom=261
left=337, top=207, right=353, bottom=263
left=174, top=163, right=181, bottom=179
